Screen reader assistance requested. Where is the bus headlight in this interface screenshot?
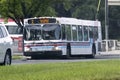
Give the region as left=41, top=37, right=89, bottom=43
left=52, top=46, right=60, bottom=51
left=24, top=47, right=31, bottom=52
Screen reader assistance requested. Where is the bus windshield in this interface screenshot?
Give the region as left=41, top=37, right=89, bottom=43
left=24, top=24, right=61, bottom=40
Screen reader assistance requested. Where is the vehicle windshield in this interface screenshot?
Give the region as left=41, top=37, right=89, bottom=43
left=6, top=25, right=21, bottom=34
left=24, top=24, right=61, bottom=40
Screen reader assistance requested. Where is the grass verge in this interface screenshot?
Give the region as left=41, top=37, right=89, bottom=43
left=12, top=55, right=23, bottom=60
left=0, top=60, right=120, bottom=80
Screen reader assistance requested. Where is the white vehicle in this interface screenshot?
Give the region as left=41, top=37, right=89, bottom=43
left=0, top=23, right=13, bottom=65
left=23, top=17, right=102, bottom=59
left=5, top=21, right=23, bottom=54
left=0, top=18, right=23, bottom=54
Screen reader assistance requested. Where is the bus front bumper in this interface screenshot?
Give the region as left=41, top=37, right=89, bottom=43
left=24, top=50, right=62, bottom=57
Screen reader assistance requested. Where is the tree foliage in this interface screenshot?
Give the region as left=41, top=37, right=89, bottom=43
left=0, top=0, right=56, bottom=32
left=109, top=6, right=120, bottom=39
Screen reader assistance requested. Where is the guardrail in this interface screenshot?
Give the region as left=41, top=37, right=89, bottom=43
left=101, top=39, right=120, bottom=51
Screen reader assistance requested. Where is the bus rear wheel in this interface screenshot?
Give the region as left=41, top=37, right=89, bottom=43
left=91, top=47, right=96, bottom=58
left=90, top=45, right=96, bottom=58
left=66, top=43, right=71, bottom=59
left=86, top=45, right=96, bottom=58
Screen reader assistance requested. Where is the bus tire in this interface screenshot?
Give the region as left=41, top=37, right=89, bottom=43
left=31, top=56, right=39, bottom=59
left=90, top=44, right=96, bottom=58
left=66, top=43, right=71, bottom=58
left=86, top=44, right=96, bottom=58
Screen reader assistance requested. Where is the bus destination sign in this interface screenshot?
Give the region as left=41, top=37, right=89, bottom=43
left=28, top=18, right=56, bottom=24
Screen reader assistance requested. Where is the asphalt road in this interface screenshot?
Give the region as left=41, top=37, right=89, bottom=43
left=12, top=53, right=120, bottom=65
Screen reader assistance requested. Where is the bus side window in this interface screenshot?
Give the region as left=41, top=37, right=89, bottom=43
left=93, top=27, right=98, bottom=40
left=89, top=26, right=93, bottom=38
left=83, top=26, right=89, bottom=41
left=55, top=25, right=61, bottom=40
left=66, top=25, right=72, bottom=41
left=78, top=26, right=83, bottom=41
left=61, top=24, right=66, bottom=40
left=72, top=25, right=77, bottom=41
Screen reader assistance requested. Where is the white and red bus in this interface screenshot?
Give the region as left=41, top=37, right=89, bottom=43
left=0, top=18, right=22, bottom=54
left=23, top=17, right=102, bottom=59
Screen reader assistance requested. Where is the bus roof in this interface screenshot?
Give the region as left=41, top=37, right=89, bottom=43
left=24, top=17, right=101, bottom=27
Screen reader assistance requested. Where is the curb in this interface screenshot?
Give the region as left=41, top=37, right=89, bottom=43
left=99, top=50, right=120, bottom=56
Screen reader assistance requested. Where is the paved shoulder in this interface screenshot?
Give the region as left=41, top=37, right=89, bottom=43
left=99, top=50, right=120, bottom=56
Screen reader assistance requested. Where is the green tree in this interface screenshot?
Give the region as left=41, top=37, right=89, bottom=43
left=54, top=0, right=104, bottom=20
left=53, top=0, right=72, bottom=17
left=0, top=0, right=56, bottom=32
left=109, top=6, right=120, bottom=39
left=70, top=0, right=101, bottom=20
